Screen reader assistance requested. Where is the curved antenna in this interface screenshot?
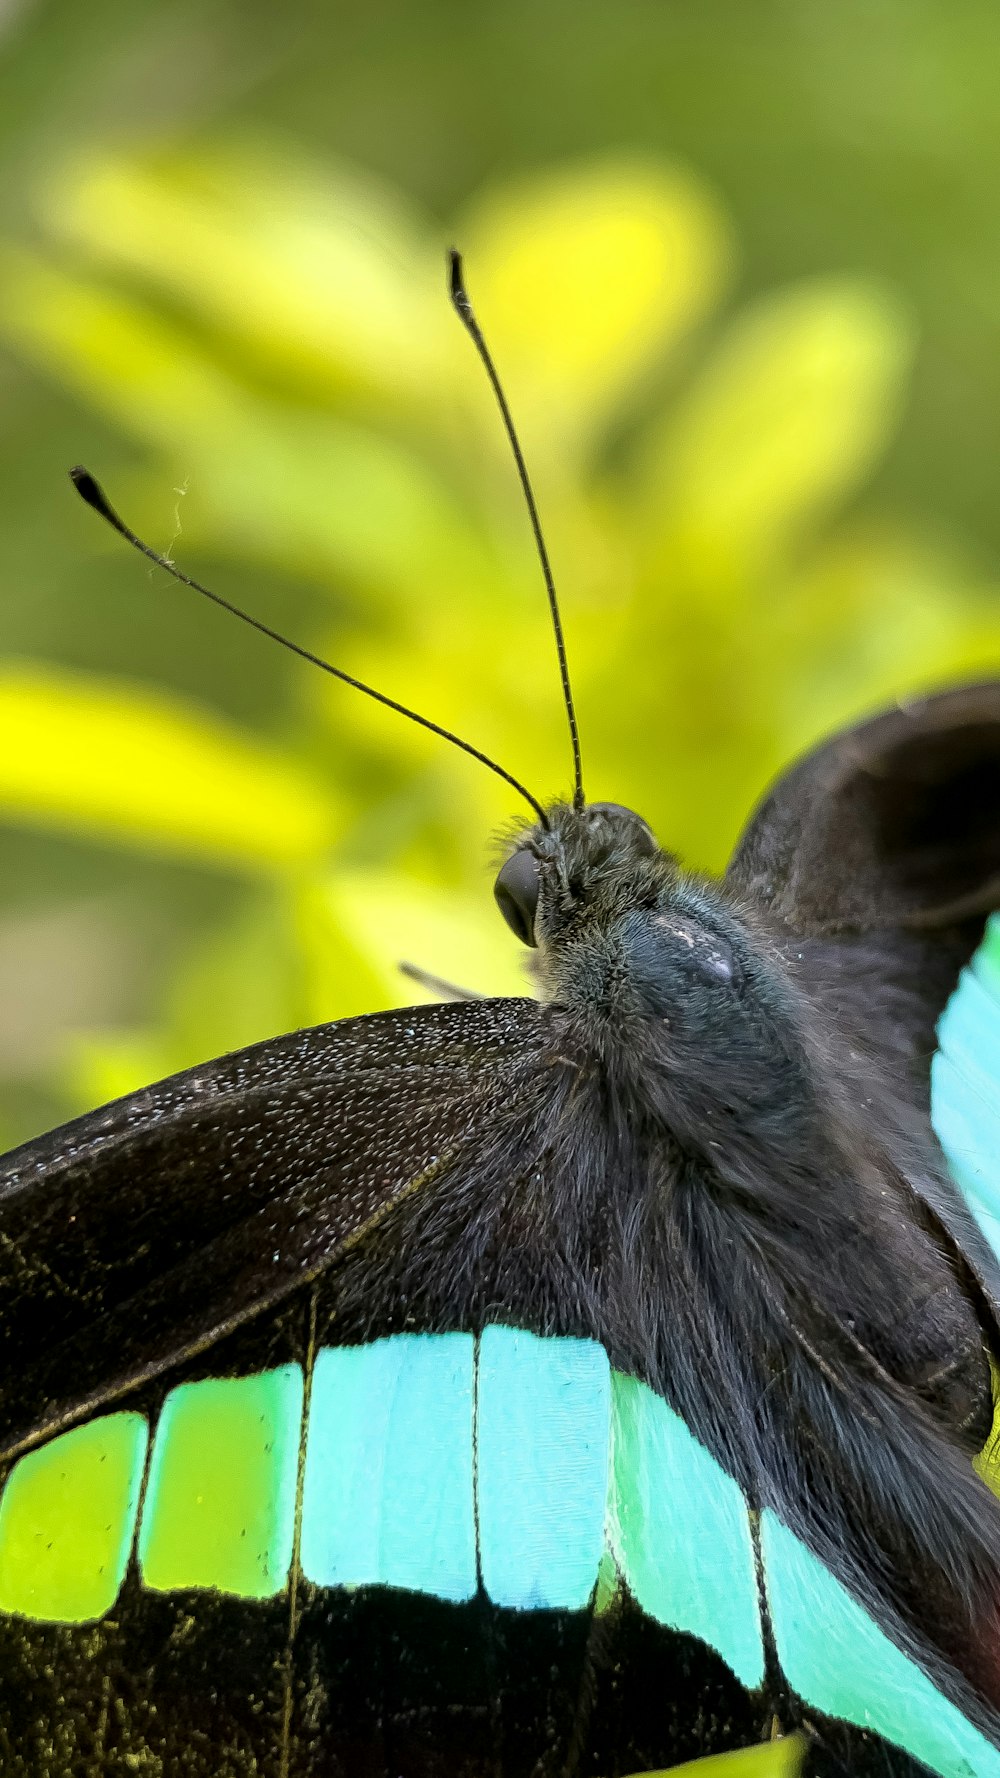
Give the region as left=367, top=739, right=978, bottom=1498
left=69, top=467, right=550, bottom=827
left=448, top=249, right=585, bottom=812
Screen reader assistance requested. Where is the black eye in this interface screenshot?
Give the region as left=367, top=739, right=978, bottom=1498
left=494, top=849, right=541, bottom=947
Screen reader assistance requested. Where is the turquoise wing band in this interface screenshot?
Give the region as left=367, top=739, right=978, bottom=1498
left=0, top=1321, right=995, bottom=1778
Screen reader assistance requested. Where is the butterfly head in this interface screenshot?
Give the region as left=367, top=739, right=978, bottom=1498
left=496, top=800, right=885, bottom=1243
left=495, top=800, right=754, bottom=1027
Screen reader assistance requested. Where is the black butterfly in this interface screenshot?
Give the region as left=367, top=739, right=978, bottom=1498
left=1, top=256, right=1000, bottom=1778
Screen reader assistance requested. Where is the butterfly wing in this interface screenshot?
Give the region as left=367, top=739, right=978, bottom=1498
left=718, top=686, right=1000, bottom=1770
left=0, top=996, right=545, bottom=1460
left=726, top=681, right=1000, bottom=939
left=6, top=686, right=1000, bottom=1775
left=727, top=680, right=1000, bottom=1314
left=0, top=996, right=776, bottom=1778
left=736, top=917, right=1000, bottom=1778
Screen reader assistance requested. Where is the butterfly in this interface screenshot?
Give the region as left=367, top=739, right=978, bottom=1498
left=0, top=253, right=999, bottom=1778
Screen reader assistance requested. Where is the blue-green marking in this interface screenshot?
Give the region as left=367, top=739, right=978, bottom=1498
left=762, top=1512, right=1000, bottom=1778
left=937, top=966, right=1000, bottom=1094
left=138, top=1365, right=303, bottom=1597
left=608, top=1372, right=764, bottom=1688
left=0, top=1412, right=147, bottom=1622
left=476, top=1324, right=610, bottom=1610
left=301, top=1333, right=476, bottom=1600
left=934, top=947, right=1000, bottom=1263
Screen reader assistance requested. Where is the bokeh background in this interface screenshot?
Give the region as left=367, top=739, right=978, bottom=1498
left=1, top=0, right=1000, bottom=1147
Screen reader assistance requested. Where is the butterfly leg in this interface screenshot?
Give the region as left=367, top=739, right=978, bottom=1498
left=397, top=962, right=484, bottom=1001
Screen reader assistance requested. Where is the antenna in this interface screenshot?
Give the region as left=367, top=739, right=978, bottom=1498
left=448, top=249, right=585, bottom=812
left=68, top=467, right=550, bottom=827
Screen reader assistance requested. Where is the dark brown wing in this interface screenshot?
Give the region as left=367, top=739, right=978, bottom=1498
left=0, top=996, right=545, bottom=1461
left=727, top=681, right=1000, bottom=935
left=726, top=681, right=1000, bottom=1313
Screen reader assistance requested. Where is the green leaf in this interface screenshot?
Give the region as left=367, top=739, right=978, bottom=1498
left=632, top=278, right=916, bottom=585
left=457, top=155, right=733, bottom=462
left=0, top=665, right=338, bottom=871
left=625, top=1732, right=806, bottom=1776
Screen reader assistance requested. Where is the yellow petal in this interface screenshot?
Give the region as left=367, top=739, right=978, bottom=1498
left=634, top=278, right=915, bottom=585
left=778, top=524, right=1000, bottom=746
left=60, top=865, right=528, bottom=1115
left=0, top=665, right=337, bottom=871
left=60, top=884, right=383, bottom=1107
left=41, top=143, right=452, bottom=420
left=457, top=156, right=733, bottom=460
left=0, top=244, right=487, bottom=603
left=325, top=868, right=530, bottom=1006
left=61, top=1029, right=176, bottom=1114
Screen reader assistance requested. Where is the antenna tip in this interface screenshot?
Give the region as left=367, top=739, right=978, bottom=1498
left=69, top=464, right=97, bottom=498
left=447, top=247, right=470, bottom=316
left=69, top=465, right=129, bottom=538
left=70, top=465, right=109, bottom=515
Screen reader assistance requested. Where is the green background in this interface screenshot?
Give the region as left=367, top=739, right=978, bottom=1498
left=1, top=0, right=999, bottom=1148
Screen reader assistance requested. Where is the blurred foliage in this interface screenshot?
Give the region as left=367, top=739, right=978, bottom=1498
left=0, top=4, right=998, bottom=1146
left=629, top=1733, right=805, bottom=1778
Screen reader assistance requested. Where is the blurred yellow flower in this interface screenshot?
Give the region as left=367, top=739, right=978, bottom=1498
left=0, top=142, right=995, bottom=1115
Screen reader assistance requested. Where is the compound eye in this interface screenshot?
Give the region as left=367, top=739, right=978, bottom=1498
left=494, top=849, right=541, bottom=947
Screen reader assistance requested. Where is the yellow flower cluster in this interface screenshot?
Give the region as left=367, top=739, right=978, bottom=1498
left=0, top=142, right=995, bottom=1116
